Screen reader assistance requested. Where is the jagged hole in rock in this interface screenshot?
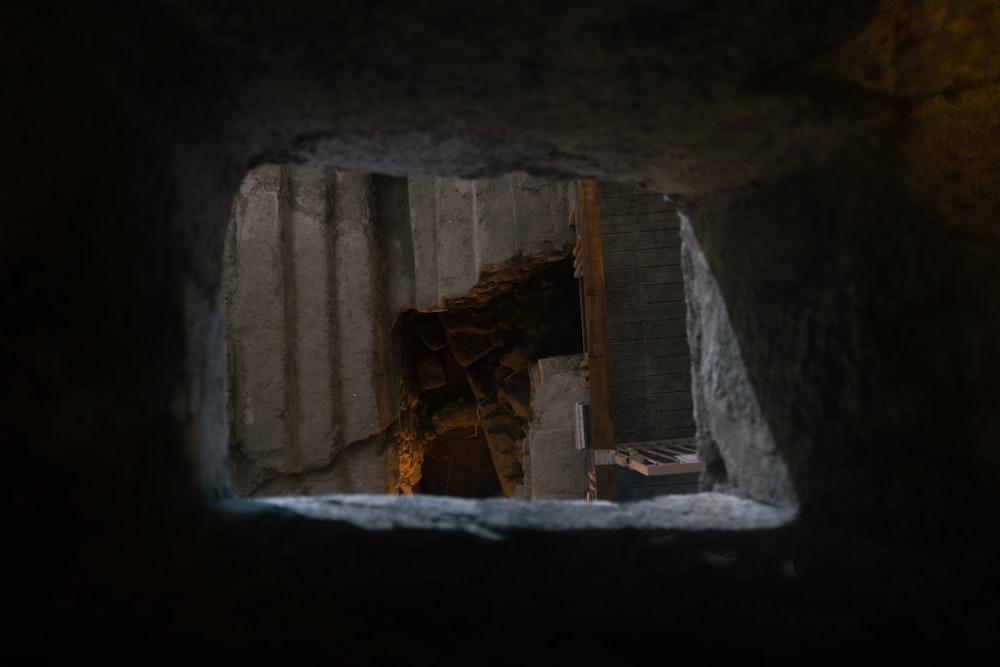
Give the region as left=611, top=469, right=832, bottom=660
left=393, top=255, right=583, bottom=498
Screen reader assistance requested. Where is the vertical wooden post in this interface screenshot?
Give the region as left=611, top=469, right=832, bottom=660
left=576, top=180, right=618, bottom=501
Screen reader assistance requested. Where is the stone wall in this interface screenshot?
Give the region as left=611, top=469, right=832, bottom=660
left=408, top=172, right=578, bottom=305
left=680, top=212, right=797, bottom=507
left=224, top=167, right=577, bottom=496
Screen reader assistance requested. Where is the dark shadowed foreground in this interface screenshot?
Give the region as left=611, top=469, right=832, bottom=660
left=4, top=1, right=1000, bottom=662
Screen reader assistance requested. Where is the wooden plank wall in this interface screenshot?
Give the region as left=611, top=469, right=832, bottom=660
left=599, top=183, right=696, bottom=445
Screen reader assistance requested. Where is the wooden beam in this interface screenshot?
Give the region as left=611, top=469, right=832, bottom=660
left=576, top=179, right=617, bottom=501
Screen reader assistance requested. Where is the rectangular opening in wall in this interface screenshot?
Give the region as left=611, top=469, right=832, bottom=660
left=220, top=166, right=797, bottom=533
left=223, top=167, right=702, bottom=505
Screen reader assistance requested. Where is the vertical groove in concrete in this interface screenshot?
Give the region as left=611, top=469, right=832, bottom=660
left=288, top=167, right=340, bottom=471
left=372, top=175, right=415, bottom=431
left=324, top=173, right=345, bottom=463
left=365, top=179, right=394, bottom=436
left=408, top=176, right=438, bottom=307
left=331, top=173, right=381, bottom=447
left=224, top=210, right=240, bottom=450
left=432, top=178, right=444, bottom=304
left=470, top=178, right=479, bottom=280
left=278, top=167, right=300, bottom=471
left=509, top=173, right=519, bottom=257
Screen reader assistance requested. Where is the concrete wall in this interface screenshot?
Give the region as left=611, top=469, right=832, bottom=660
left=521, top=354, right=591, bottom=499
left=224, top=167, right=393, bottom=495
left=408, top=172, right=577, bottom=305
left=224, top=167, right=577, bottom=495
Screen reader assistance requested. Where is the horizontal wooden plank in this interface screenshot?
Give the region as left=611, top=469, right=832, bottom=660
left=615, top=424, right=696, bottom=444
left=601, top=228, right=682, bottom=253
left=609, top=336, right=690, bottom=361
left=600, top=194, right=676, bottom=216
left=611, top=371, right=691, bottom=394
left=604, top=246, right=682, bottom=270
left=611, top=354, right=691, bottom=380
left=607, top=300, right=687, bottom=325
left=612, top=391, right=694, bottom=417
left=607, top=318, right=689, bottom=343
left=614, top=408, right=696, bottom=430
left=604, top=265, right=684, bottom=289
left=605, top=283, right=687, bottom=305
left=600, top=211, right=681, bottom=233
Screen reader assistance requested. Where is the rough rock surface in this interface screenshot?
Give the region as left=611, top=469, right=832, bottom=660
left=7, top=1, right=1000, bottom=661
left=393, top=252, right=583, bottom=496
left=241, top=492, right=798, bottom=540
left=681, top=214, right=796, bottom=506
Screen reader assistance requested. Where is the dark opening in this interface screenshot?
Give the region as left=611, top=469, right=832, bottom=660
left=392, top=253, right=583, bottom=498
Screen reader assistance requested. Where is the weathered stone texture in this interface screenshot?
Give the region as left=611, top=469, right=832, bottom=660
left=226, top=168, right=580, bottom=496
left=225, top=167, right=393, bottom=495
left=522, top=355, right=591, bottom=500
left=680, top=214, right=796, bottom=507
left=9, top=1, right=1000, bottom=661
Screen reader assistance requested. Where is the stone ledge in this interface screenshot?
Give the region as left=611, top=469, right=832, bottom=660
left=222, top=492, right=798, bottom=541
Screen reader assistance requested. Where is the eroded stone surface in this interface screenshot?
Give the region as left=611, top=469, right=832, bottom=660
left=8, top=1, right=1000, bottom=660
left=681, top=214, right=797, bottom=507
left=239, top=492, right=799, bottom=540
left=394, top=252, right=583, bottom=497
